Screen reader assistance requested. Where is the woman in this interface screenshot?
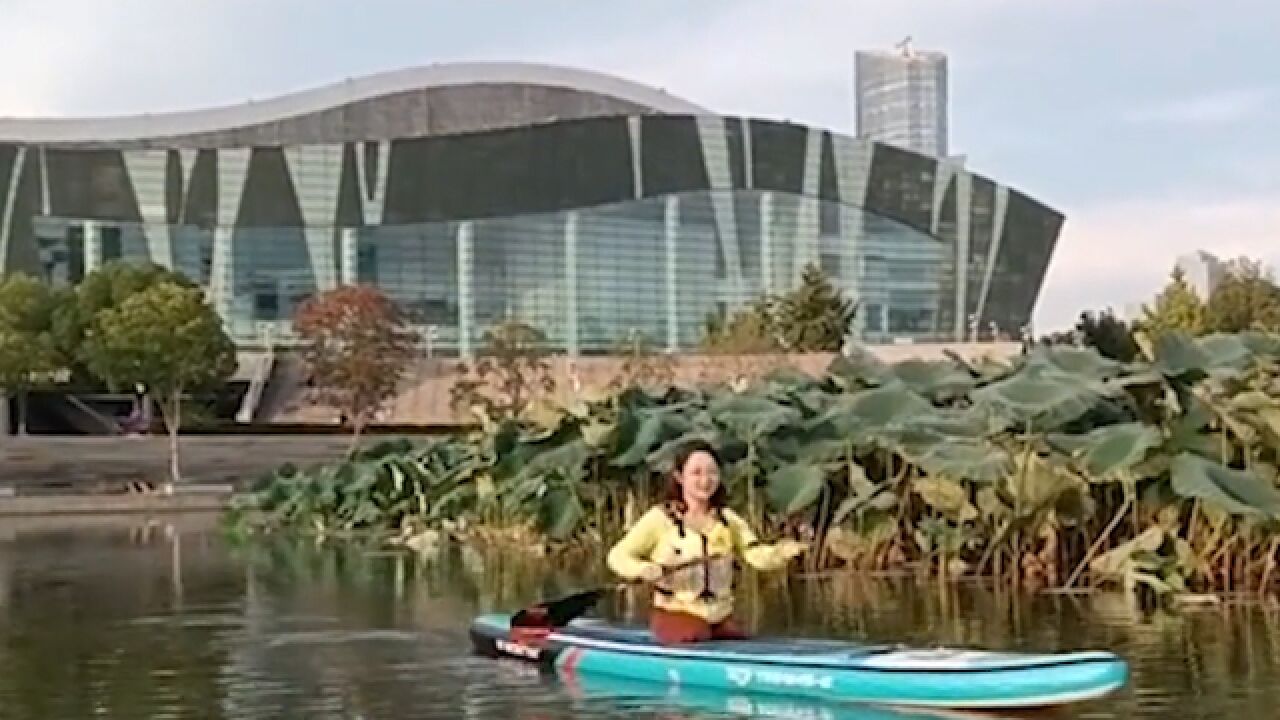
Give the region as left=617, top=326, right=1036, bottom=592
left=607, top=440, right=807, bottom=645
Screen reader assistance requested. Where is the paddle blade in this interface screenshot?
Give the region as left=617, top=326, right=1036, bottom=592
left=512, top=589, right=604, bottom=629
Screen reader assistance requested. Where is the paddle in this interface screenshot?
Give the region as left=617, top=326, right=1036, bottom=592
left=511, top=558, right=703, bottom=630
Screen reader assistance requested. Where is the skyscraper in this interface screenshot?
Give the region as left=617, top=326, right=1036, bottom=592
left=855, top=38, right=949, bottom=158
left=1175, top=250, right=1227, bottom=300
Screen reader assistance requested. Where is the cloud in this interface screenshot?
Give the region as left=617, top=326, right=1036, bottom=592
left=1121, top=88, right=1271, bottom=127
left=1032, top=195, right=1280, bottom=332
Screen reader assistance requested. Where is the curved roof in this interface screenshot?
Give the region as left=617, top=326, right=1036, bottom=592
left=0, top=61, right=711, bottom=145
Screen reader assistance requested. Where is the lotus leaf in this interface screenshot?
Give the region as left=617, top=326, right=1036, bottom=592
left=539, top=483, right=584, bottom=540
left=709, top=392, right=804, bottom=437
left=813, top=384, right=932, bottom=446
left=976, top=486, right=1010, bottom=520
left=1035, top=345, right=1125, bottom=380
left=610, top=405, right=693, bottom=467
left=911, top=440, right=1012, bottom=486
left=760, top=366, right=821, bottom=391
left=1169, top=452, right=1280, bottom=519
left=1090, top=525, right=1166, bottom=577
left=888, top=359, right=978, bottom=400
left=1196, top=333, right=1255, bottom=370
left=1151, top=332, right=1217, bottom=379
left=1253, top=407, right=1280, bottom=443
left=765, top=463, right=828, bottom=515
left=1050, top=422, right=1162, bottom=480
left=913, top=476, right=977, bottom=522
left=826, top=348, right=891, bottom=389
left=1014, top=456, right=1081, bottom=516
left=969, top=364, right=1104, bottom=432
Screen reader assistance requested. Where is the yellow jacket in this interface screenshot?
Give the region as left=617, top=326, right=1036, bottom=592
left=607, top=504, right=799, bottom=624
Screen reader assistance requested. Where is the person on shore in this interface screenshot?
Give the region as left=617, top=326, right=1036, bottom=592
left=606, top=439, right=807, bottom=645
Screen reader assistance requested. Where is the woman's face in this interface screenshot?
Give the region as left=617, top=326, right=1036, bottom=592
left=678, top=450, right=720, bottom=507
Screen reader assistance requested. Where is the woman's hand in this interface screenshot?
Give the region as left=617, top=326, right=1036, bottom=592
left=637, top=562, right=666, bottom=582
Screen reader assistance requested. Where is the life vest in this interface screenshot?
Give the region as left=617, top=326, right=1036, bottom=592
left=607, top=504, right=790, bottom=624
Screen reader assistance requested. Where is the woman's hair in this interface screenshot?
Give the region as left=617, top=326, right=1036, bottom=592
left=663, top=439, right=728, bottom=511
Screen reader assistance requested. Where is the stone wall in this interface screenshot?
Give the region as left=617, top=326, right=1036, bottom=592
left=262, top=341, right=1022, bottom=426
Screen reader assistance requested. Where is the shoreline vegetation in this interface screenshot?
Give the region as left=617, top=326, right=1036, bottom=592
left=7, top=251, right=1280, bottom=608
left=225, top=328, right=1280, bottom=608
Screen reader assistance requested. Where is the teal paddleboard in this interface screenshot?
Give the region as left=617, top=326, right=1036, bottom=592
left=470, top=613, right=1128, bottom=711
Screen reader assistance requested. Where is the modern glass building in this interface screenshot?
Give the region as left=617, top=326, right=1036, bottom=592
left=855, top=42, right=949, bottom=159
left=0, top=62, right=1061, bottom=357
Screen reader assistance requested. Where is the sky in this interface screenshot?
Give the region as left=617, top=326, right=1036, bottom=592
left=2, top=0, right=1277, bottom=333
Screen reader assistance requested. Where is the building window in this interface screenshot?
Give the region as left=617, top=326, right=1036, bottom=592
left=357, top=242, right=378, bottom=283
left=820, top=252, right=841, bottom=277
left=101, top=226, right=122, bottom=262
left=864, top=303, right=883, bottom=332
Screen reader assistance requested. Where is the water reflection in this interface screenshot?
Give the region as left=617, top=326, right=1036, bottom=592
left=0, top=516, right=1277, bottom=719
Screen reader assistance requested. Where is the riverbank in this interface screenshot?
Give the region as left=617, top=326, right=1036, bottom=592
left=0, top=434, right=430, bottom=516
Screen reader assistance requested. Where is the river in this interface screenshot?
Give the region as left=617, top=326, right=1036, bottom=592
left=0, top=514, right=1277, bottom=719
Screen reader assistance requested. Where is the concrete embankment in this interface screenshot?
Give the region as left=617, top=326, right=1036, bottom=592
left=0, top=434, right=432, bottom=517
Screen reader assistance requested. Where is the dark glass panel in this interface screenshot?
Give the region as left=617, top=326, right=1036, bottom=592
left=725, top=118, right=748, bottom=189
left=45, top=149, right=141, bottom=223
left=3, top=148, right=43, bottom=274
left=101, top=226, right=122, bottom=262
left=236, top=148, right=304, bottom=228
left=819, top=131, right=840, bottom=203
left=384, top=116, right=632, bottom=223
left=980, top=191, right=1064, bottom=337
left=640, top=115, right=708, bottom=198
left=164, top=150, right=184, bottom=225
left=749, top=119, right=806, bottom=194
left=181, top=149, right=218, bottom=229
left=0, top=145, right=15, bottom=200
left=864, top=142, right=935, bottom=232
left=333, top=143, right=364, bottom=228
left=66, top=226, right=85, bottom=283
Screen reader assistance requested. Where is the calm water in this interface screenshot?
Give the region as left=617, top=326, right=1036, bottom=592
left=1, top=514, right=1279, bottom=720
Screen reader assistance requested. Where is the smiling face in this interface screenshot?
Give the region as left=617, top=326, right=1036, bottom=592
left=677, top=449, right=721, bottom=510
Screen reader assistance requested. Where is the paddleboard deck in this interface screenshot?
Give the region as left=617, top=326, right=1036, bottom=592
left=469, top=613, right=1128, bottom=710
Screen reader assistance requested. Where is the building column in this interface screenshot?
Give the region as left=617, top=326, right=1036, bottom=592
left=83, top=221, right=101, bottom=275
left=564, top=212, right=579, bottom=357
left=953, top=172, right=972, bottom=341
left=760, top=192, right=773, bottom=294
left=209, top=227, right=235, bottom=327
left=664, top=196, right=680, bottom=353
left=0, top=147, right=28, bottom=275
left=457, top=222, right=474, bottom=359
left=340, top=227, right=359, bottom=286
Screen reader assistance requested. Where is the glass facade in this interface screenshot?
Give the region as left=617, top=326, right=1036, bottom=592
left=0, top=110, right=1064, bottom=355
left=29, top=191, right=949, bottom=353
left=855, top=48, right=949, bottom=158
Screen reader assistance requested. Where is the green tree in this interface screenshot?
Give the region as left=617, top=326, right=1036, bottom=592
left=0, top=274, right=62, bottom=434
left=450, top=319, right=556, bottom=422
left=776, top=263, right=856, bottom=352
left=1138, top=266, right=1207, bottom=338
left=294, top=284, right=417, bottom=451
left=1205, top=257, right=1280, bottom=333
left=700, top=264, right=855, bottom=354
left=82, top=281, right=236, bottom=487
left=700, top=296, right=783, bottom=354
left=52, top=261, right=198, bottom=388
left=1075, top=308, right=1140, bottom=362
